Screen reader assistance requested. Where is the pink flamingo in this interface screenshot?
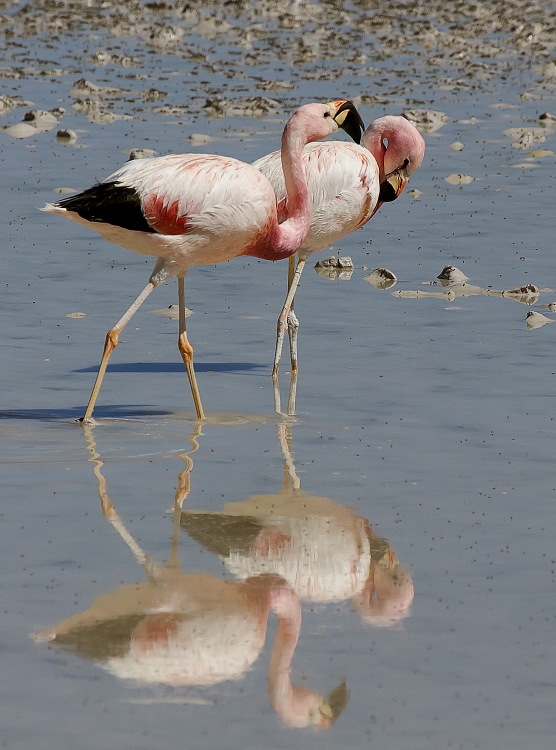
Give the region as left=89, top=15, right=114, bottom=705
left=252, top=115, right=426, bottom=380
left=43, top=100, right=364, bottom=423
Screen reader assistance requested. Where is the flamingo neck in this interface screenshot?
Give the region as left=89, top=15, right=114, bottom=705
left=362, top=127, right=387, bottom=182
left=270, top=120, right=312, bottom=258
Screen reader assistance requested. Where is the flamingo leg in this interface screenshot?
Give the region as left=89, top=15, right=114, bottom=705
left=287, top=309, right=300, bottom=374
left=177, top=275, right=205, bottom=420
left=272, top=256, right=306, bottom=378
left=81, top=281, right=155, bottom=424
left=286, top=369, right=298, bottom=417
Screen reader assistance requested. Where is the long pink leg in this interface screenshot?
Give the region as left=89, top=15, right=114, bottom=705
left=273, top=256, right=306, bottom=378
left=177, top=275, right=205, bottom=420
left=81, top=281, right=155, bottom=424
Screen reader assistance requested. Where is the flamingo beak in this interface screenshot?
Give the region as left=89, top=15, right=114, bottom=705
left=327, top=100, right=365, bottom=144
left=378, top=160, right=410, bottom=203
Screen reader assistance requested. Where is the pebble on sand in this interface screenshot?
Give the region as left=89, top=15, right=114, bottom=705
left=526, top=311, right=553, bottom=330
left=363, top=268, right=397, bottom=291
left=445, top=174, right=475, bottom=185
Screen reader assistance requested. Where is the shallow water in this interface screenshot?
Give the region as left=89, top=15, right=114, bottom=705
left=1, top=1, right=556, bottom=748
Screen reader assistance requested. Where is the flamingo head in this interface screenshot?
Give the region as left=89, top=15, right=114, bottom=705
left=327, top=99, right=365, bottom=144
left=362, top=115, right=426, bottom=202
left=285, top=100, right=364, bottom=146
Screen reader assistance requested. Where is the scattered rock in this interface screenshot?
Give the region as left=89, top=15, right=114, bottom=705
left=363, top=268, right=397, bottom=290
left=2, top=108, right=59, bottom=138
left=2, top=122, right=39, bottom=139
left=70, top=79, right=122, bottom=97
left=151, top=305, right=192, bottom=320
left=145, top=24, right=186, bottom=49
left=539, top=112, right=556, bottom=127
left=72, top=98, right=132, bottom=124
left=503, top=127, right=547, bottom=150
left=203, top=96, right=279, bottom=119
left=437, top=266, right=469, bottom=284
left=450, top=141, right=464, bottom=151
left=445, top=173, right=475, bottom=185
left=126, top=148, right=156, bottom=160
left=56, top=129, right=78, bottom=143
left=402, top=109, right=449, bottom=133
left=527, top=149, right=554, bottom=158
left=140, top=88, right=167, bottom=103
left=408, top=188, right=421, bottom=198
left=503, top=284, right=539, bottom=295
left=256, top=80, right=293, bottom=92
left=186, top=133, right=216, bottom=146
left=314, top=256, right=354, bottom=269
left=542, top=302, right=556, bottom=311
left=0, top=94, right=26, bottom=116
left=314, top=256, right=354, bottom=281
left=526, top=311, right=553, bottom=329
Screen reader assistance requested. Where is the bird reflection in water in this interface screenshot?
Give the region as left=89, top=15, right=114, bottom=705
left=33, top=424, right=352, bottom=728
left=181, top=421, right=414, bottom=630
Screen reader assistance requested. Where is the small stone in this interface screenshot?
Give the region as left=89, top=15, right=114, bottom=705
left=445, top=173, right=475, bottom=185
left=314, top=256, right=354, bottom=269
left=56, top=129, right=78, bottom=143
left=450, top=141, right=464, bottom=151
left=539, top=112, right=556, bottom=127
left=186, top=133, right=215, bottom=146
left=437, top=266, right=469, bottom=284
left=526, top=311, right=553, bottom=329
left=363, top=268, right=397, bottom=290
left=151, top=305, right=192, bottom=320
left=402, top=109, right=448, bottom=133
left=126, top=148, right=156, bottom=160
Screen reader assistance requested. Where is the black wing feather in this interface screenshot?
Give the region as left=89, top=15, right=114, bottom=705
left=57, top=182, right=156, bottom=233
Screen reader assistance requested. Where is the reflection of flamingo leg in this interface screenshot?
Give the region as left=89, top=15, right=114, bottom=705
left=83, top=423, right=200, bottom=579
left=277, top=420, right=300, bottom=490
left=83, top=423, right=156, bottom=574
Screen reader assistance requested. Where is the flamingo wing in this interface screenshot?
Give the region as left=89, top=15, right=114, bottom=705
left=57, top=154, right=276, bottom=238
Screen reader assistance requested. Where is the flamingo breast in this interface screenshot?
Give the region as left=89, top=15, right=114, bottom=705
left=253, top=141, right=380, bottom=257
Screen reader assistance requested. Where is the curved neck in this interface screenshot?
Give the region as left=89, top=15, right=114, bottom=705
left=270, top=119, right=312, bottom=259
left=362, top=128, right=387, bottom=182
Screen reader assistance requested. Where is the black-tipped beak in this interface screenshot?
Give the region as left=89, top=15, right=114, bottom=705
left=332, top=100, right=365, bottom=144
left=319, top=680, right=350, bottom=726
left=378, top=160, right=410, bottom=203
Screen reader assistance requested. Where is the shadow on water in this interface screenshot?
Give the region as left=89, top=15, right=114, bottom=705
left=0, top=406, right=173, bottom=421
left=74, top=362, right=268, bottom=374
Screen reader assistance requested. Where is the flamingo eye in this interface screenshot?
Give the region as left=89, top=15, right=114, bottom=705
left=324, top=111, right=331, bottom=117
left=403, top=158, right=410, bottom=169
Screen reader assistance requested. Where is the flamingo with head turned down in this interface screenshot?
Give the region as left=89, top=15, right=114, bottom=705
left=252, top=115, right=426, bottom=385
left=42, top=100, right=364, bottom=423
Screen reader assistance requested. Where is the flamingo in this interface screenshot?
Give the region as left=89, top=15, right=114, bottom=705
left=252, top=115, right=426, bottom=383
left=42, top=100, right=364, bottom=423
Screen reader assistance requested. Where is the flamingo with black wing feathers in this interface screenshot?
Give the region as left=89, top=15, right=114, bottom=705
left=43, top=100, right=363, bottom=422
